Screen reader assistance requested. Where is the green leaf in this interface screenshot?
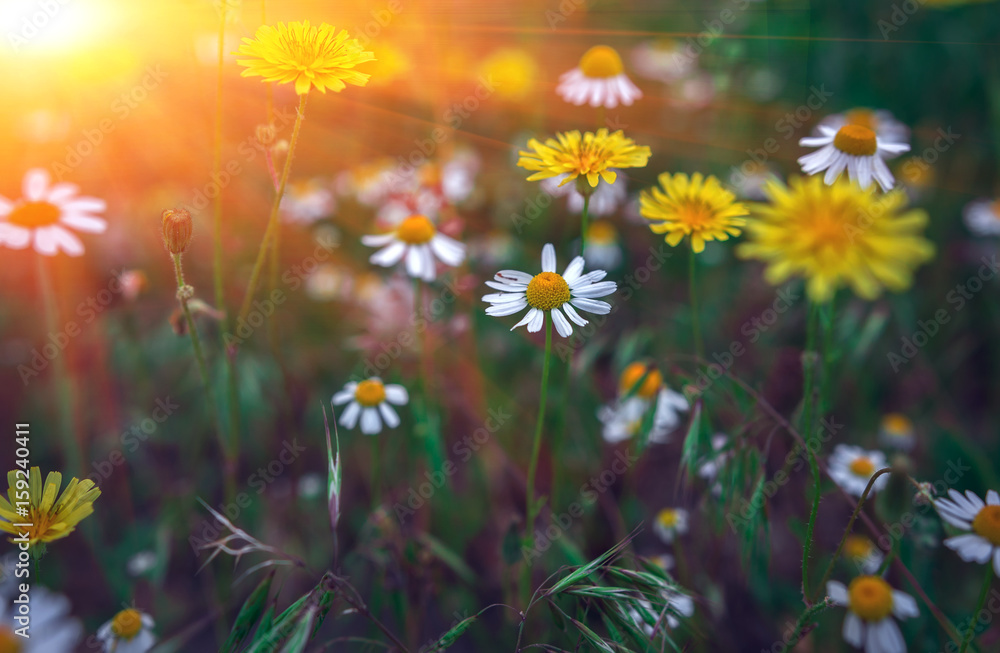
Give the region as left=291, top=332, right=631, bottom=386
left=679, top=400, right=705, bottom=477
left=424, top=614, right=479, bottom=651
left=418, top=532, right=476, bottom=585
left=222, top=571, right=273, bottom=653
left=278, top=606, right=317, bottom=653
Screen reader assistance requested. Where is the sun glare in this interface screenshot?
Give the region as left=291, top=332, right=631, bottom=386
left=1, top=0, right=112, bottom=54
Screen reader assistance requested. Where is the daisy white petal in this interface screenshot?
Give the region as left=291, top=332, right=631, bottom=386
left=340, top=402, right=361, bottom=428
left=944, top=534, right=994, bottom=563
left=486, top=299, right=528, bottom=316
left=370, top=242, right=407, bottom=266
left=378, top=403, right=400, bottom=428
left=561, top=303, right=588, bottom=326
left=23, top=168, right=50, bottom=201
left=511, top=307, right=539, bottom=330
left=541, top=243, right=556, bottom=272
left=827, top=581, right=849, bottom=605
left=551, top=308, right=573, bottom=337
left=571, top=280, right=617, bottom=298
left=496, top=270, right=532, bottom=284
left=384, top=384, right=408, bottom=404
left=570, top=297, right=612, bottom=314
left=360, top=408, right=381, bottom=434
left=891, top=591, right=919, bottom=619
left=527, top=309, right=545, bottom=332
left=842, top=612, right=864, bottom=647
left=60, top=213, right=107, bottom=233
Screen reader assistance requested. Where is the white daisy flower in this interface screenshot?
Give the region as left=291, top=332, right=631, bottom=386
left=844, top=535, right=885, bottom=575
left=818, top=108, right=911, bottom=148
left=0, top=168, right=107, bottom=256
left=97, top=608, right=155, bottom=653
left=362, top=214, right=465, bottom=282
left=440, top=149, right=481, bottom=204
left=297, top=472, right=325, bottom=500
left=305, top=264, right=351, bottom=302
left=653, top=508, right=688, bottom=544
left=483, top=243, right=616, bottom=338
left=336, top=158, right=399, bottom=206
left=556, top=45, right=642, bottom=109
left=280, top=178, right=335, bottom=225
left=729, top=162, right=781, bottom=201
left=0, top=587, right=82, bottom=652
left=583, top=221, right=623, bottom=270
left=877, top=414, right=916, bottom=452
left=826, top=577, right=918, bottom=653
left=628, top=589, right=695, bottom=635
left=126, top=551, right=158, bottom=577
left=332, top=378, right=409, bottom=435
left=828, top=445, right=890, bottom=497
left=798, top=124, right=910, bottom=191
left=963, top=198, right=1000, bottom=237
left=630, top=39, right=696, bottom=84
left=697, top=434, right=731, bottom=494
left=598, top=392, right=688, bottom=444
left=934, top=488, right=1000, bottom=578
left=541, top=169, right=627, bottom=217
left=376, top=188, right=444, bottom=228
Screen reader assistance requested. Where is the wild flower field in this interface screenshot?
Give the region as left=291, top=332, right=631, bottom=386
left=1, top=0, right=999, bottom=651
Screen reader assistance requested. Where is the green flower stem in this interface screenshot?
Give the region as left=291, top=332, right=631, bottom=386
left=412, top=278, right=444, bottom=472
left=173, top=254, right=235, bottom=504
left=371, top=433, right=382, bottom=510
left=818, top=299, right=835, bottom=414
left=959, top=566, right=994, bottom=653
left=689, top=247, right=704, bottom=361
left=815, top=467, right=894, bottom=602
left=521, top=314, right=553, bottom=609
left=36, top=256, right=81, bottom=474
left=211, top=0, right=241, bottom=481
left=580, top=194, right=591, bottom=255
left=237, top=92, right=308, bottom=327
left=801, top=301, right=821, bottom=603
left=776, top=599, right=832, bottom=653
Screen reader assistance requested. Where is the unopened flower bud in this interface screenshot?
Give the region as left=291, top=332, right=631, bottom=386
left=255, top=123, right=276, bottom=145
left=162, top=208, right=193, bottom=254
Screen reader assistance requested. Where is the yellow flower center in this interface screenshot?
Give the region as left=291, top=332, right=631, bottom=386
left=525, top=272, right=570, bottom=310
left=849, top=457, right=876, bottom=478
left=354, top=379, right=386, bottom=407
left=579, top=45, right=625, bottom=78
left=844, top=108, right=876, bottom=131
left=881, top=413, right=912, bottom=436
left=847, top=576, right=894, bottom=622
left=0, top=627, right=22, bottom=653
left=6, top=201, right=61, bottom=228
left=619, top=362, right=663, bottom=399
left=676, top=200, right=719, bottom=231
left=844, top=535, right=875, bottom=560
left=992, top=200, right=1000, bottom=221
left=588, top=221, right=618, bottom=245
left=972, top=505, right=1000, bottom=546
left=395, top=215, right=436, bottom=244
left=657, top=508, right=680, bottom=528
left=833, top=125, right=878, bottom=157
left=111, top=609, right=144, bottom=640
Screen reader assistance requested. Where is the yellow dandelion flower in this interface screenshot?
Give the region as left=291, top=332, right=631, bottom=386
left=517, top=129, right=651, bottom=189
left=479, top=48, right=538, bottom=100
left=737, top=176, right=935, bottom=303
left=0, top=467, right=100, bottom=549
left=640, top=172, right=750, bottom=253
left=236, top=21, right=375, bottom=95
